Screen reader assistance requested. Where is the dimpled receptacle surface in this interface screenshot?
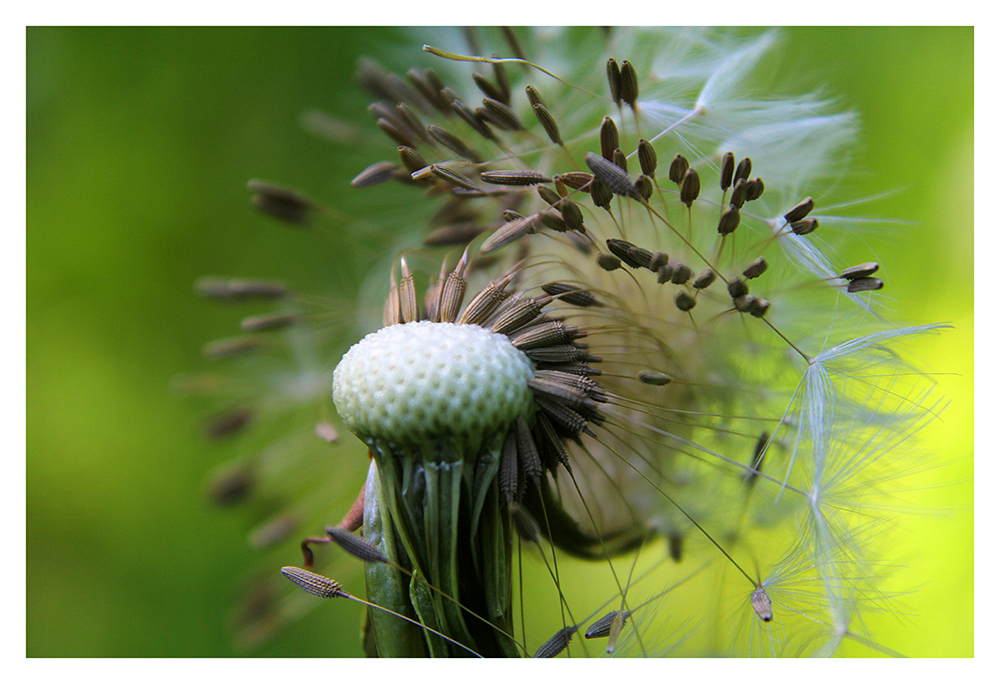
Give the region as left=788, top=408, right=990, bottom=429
left=333, top=321, right=536, bottom=445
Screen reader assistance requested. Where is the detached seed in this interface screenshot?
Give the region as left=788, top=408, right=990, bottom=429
left=784, top=196, right=815, bottom=223
left=668, top=154, right=689, bottom=185
left=620, top=60, right=639, bottom=107
left=717, top=205, right=741, bottom=235
left=638, top=370, right=672, bottom=385
left=693, top=268, right=716, bottom=289
left=720, top=151, right=735, bottom=190
left=680, top=168, right=700, bottom=207
left=532, top=103, right=563, bottom=146
left=600, top=117, right=619, bottom=161
left=743, top=257, right=768, bottom=279
left=751, top=586, right=773, bottom=622
left=349, top=161, right=397, bottom=189
left=790, top=218, right=819, bottom=235
left=846, top=277, right=884, bottom=293
left=734, top=157, right=752, bottom=184
left=281, top=567, right=346, bottom=599
left=839, top=262, right=880, bottom=280
left=606, top=58, right=622, bottom=106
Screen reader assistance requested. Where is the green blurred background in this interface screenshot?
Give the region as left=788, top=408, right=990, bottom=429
left=26, top=27, right=973, bottom=657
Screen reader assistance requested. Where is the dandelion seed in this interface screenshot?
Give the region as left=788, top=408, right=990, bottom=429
left=668, top=154, right=689, bottom=185
left=680, top=168, right=701, bottom=207
left=846, top=277, right=884, bottom=293
left=839, top=262, right=880, bottom=280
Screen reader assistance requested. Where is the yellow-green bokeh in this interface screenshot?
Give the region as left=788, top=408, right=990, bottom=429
left=27, top=26, right=973, bottom=657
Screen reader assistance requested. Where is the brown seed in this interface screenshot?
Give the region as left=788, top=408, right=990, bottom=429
left=538, top=208, right=568, bottom=232
left=324, top=525, right=390, bottom=564
left=533, top=625, right=578, bottom=658
left=590, top=176, right=614, bottom=209
left=668, top=154, right=689, bottom=185
left=597, top=252, right=622, bottom=272
left=492, top=57, right=511, bottom=104
left=620, top=60, right=639, bottom=108
left=537, top=185, right=562, bottom=205
left=733, top=294, right=755, bottom=312
left=500, top=429, right=520, bottom=503
left=399, top=259, right=418, bottom=323
left=196, top=277, right=289, bottom=301
left=398, top=146, right=427, bottom=174
left=349, top=161, right=397, bottom=189
left=846, top=277, right=884, bottom=293
left=751, top=586, right=773, bottom=622
left=607, top=238, right=651, bottom=269
left=240, top=312, right=299, bottom=332
left=668, top=532, right=683, bottom=562
left=560, top=201, right=585, bottom=233
left=532, top=411, right=571, bottom=472
left=280, top=566, right=346, bottom=599
left=472, top=72, right=505, bottom=103
left=790, top=218, right=819, bottom=236
left=406, top=67, right=449, bottom=113
left=720, top=151, right=735, bottom=190
left=481, top=97, right=524, bottom=131
left=480, top=170, right=552, bottom=186
left=606, top=58, right=622, bottom=106
left=426, top=124, right=481, bottom=162
left=745, top=177, right=765, bottom=201
left=481, top=215, right=537, bottom=254
left=728, top=278, right=749, bottom=298
left=438, top=255, right=469, bottom=324
left=585, top=610, right=632, bottom=639
left=784, top=196, right=815, bottom=223
left=743, top=257, right=768, bottom=279
left=671, top=263, right=692, bottom=285
left=532, top=103, right=563, bottom=146
left=747, top=430, right=768, bottom=487
left=395, top=103, right=429, bottom=143
left=675, top=291, right=696, bottom=312
left=585, top=152, right=641, bottom=201
left=613, top=147, right=628, bottom=173
left=556, top=172, right=594, bottom=192
left=635, top=174, right=653, bottom=201
left=839, top=262, right=880, bottom=280
left=512, top=321, right=577, bottom=350
left=717, top=204, right=741, bottom=235
left=491, top=295, right=551, bottom=335
left=730, top=178, right=748, bottom=209
left=656, top=263, right=674, bottom=284
left=534, top=395, right=595, bottom=437
left=202, top=336, right=262, bottom=360
left=749, top=296, right=770, bottom=318
left=680, top=168, right=701, bottom=207
left=247, top=180, right=316, bottom=226
left=541, top=282, right=602, bottom=308
left=692, top=268, right=716, bottom=289
left=600, top=117, right=619, bottom=161
left=515, top=415, right=543, bottom=486
left=204, top=407, right=253, bottom=439
left=734, top=157, right=753, bottom=184
left=638, top=370, right=672, bottom=386
left=649, top=251, right=670, bottom=272
left=638, top=139, right=658, bottom=177
left=376, top=118, right=414, bottom=148
left=452, top=97, right=496, bottom=141
left=430, top=164, right=479, bottom=192
left=525, top=84, right=544, bottom=107
left=458, top=275, right=512, bottom=325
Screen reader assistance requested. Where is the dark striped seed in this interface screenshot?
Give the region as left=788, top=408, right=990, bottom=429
left=620, top=60, right=639, bottom=107
left=638, top=370, right=672, bottom=385
left=324, top=525, right=390, bottom=563
left=840, top=262, right=880, bottom=280
left=680, top=168, right=701, bottom=207
left=585, top=152, right=641, bottom=201
left=280, top=566, right=346, bottom=599
left=846, top=277, right=884, bottom=293
left=693, top=268, right=716, bottom=289
left=717, top=205, right=741, bottom=235
left=606, top=58, right=622, bottom=106
left=784, top=196, right=815, bottom=223
left=720, top=151, right=735, bottom=190
left=480, top=170, right=552, bottom=186
left=734, top=157, right=752, bottom=184
left=600, top=117, right=619, bottom=161
left=790, top=218, right=819, bottom=236
left=638, top=139, right=657, bottom=177
left=532, top=103, right=563, bottom=146
left=668, top=154, right=689, bottom=185
left=743, top=257, right=768, bottom=279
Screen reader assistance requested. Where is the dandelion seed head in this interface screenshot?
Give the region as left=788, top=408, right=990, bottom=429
left=333, top=321, right=535, bottom=446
